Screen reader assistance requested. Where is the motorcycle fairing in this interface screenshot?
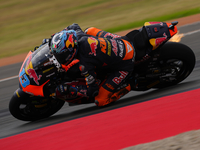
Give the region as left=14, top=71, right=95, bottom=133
left=144, top=22, right=177, bottom=50
left=19, top=76, right=49, bottom=97
left=19, top=44, right=58, bottom=97
left=166, top=23, right=178, bottom=37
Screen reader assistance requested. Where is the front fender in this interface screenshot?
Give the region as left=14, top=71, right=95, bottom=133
left=11, top=88, right=30, bottom=102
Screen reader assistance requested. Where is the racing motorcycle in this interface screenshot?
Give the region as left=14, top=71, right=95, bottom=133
left=9, top=21, right=196, bottom=121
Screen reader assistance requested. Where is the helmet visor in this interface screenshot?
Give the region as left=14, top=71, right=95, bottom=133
left=53, top=49, right=72, bottom=64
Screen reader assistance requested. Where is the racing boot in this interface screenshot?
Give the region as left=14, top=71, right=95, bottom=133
left=110, top=84, right=131, bottom=102
left=95, top=84, right=131, bottom=107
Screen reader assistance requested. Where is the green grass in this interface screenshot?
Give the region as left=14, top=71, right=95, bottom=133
left=0, top=0, right=200, bottom=58
left=106, top=7, right=200, bottom=33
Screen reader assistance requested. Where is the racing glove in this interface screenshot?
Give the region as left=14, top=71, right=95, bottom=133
left=56, top=84, right=88, bottom=98
left=65, top=23, right=83, bottom=33
left=56, top=84, right=69, bottom=96
left=85, top=74, right=99, bottom=98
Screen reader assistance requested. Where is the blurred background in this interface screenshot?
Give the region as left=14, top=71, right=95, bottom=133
left=0, top=0, right=200, bottom=58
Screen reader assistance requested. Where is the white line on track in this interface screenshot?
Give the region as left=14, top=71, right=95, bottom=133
left=1, top=26, right=200, bottom=83
left=0, top=75, right=18, bottom=83
left=183, top=29, right=200, bottom=36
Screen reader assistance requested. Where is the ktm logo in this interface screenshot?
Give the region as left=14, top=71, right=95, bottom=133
left=98, top=38, right=107, bottom=54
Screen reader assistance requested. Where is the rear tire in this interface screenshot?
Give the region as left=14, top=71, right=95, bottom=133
left=155, top=42, right=195, bottom=88
left=9, top=88, right=65, bottom=121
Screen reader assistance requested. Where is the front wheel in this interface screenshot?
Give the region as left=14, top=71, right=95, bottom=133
left=154, top=42, right=196, bottom=88
left=9, top=88, right=65, bottom=121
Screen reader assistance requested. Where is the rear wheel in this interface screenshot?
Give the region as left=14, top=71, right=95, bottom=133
left=9, top=88, right=65, bottom=121
left=155, top=42, right=195, bottom=88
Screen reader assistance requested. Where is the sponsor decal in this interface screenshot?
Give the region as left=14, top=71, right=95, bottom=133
left=43, top=67, right=54, bottom=73
left=154, top=27, right=158, bottom=33
left=122, top=39, right=134, bottom=60
left=77, top=89, right=87, bottom=97
left=46, top=72, right=55, bottom=78
left=27, top=69, right=42, bottom=85
left=105, top=83, right=114, bottom=90
left=105, top=38, right=111, bottom=56
left=98, top=38, right=107, bottom=54
left=88, top=37, right=98, bottom=56
left=112, top=71, right=128, bottom=85
left=104, top=33, right=121, bottom=39
left=160, top=22, right=164, bottom=26
left=44, top=61, right=53, bottom=66
left=19, top=68, right=30, bottom=88
left=25, top=55, right=33, bottom=74
left=49, top=55, right=61, bottom=69
left=155, top=32, right=167, bottom=45
left=24, top=91, right=34, bottom=96
left=149, top=32, right=167, bottom=50
left=16, top=90, right=20, bottom=98
left=126, top=42, right=133, bottom=53
left=65, top=34, right=74, bottom=48
left=85, top=74, right=95, bottom=85
left=144, top=22, right=163, bottom=26
left=117, top=40, right=124, bottom=57
left=110, top=39, right=118, bottom=56
left=98, top=38, right=113, bottom=56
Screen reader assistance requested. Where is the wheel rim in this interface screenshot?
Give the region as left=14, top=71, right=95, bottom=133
left=17, top=97, right=64, bottom=120
left=160, top=59, right=188, bottom=83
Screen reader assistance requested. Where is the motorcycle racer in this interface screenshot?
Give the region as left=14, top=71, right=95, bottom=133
left=50, top=24, right=135, bottom=106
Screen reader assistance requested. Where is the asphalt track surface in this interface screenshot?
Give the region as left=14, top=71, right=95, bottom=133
left=0, top=22, right=200, bottom=140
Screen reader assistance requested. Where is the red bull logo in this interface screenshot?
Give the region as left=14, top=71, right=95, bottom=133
left=27, top=69, right=42, bottom=85
left=88, top=37, right=98, bottom=56
left=112, top=71, right=128, bottom=85
left=155, top=37, right=167, bottom=45
left=149, top=33, right=167, bottom=50
left=65, top=34, right=74, bottom=48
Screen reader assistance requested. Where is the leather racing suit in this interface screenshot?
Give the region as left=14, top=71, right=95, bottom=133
left=63, top=24, right=135, bottom=106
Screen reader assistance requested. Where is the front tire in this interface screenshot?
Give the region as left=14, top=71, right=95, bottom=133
left=9, top=88, right=65, bottom=121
